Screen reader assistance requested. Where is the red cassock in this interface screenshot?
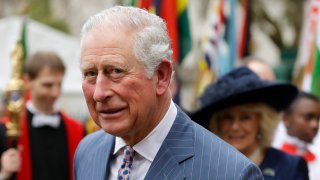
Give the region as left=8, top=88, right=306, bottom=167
left=2, top=111, right=84, bottom=180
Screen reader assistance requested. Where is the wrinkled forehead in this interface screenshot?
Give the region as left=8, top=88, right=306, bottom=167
left=80, top=26, right=137, bottom=57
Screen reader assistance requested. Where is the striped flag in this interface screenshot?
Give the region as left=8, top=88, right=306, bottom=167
left=193, top=0, right=224, bottom=106
left=201, top=0, right=237, bottom=78
left=216, top=0, right=237, bottom=76
left=294, top=0, right=320, bottom=98
left=177, top=0, right=191, bottom=64
left=238, top=0, right=252, bottom=58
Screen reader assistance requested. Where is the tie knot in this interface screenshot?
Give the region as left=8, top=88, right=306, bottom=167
left=123, top=146, right=135, bottom=164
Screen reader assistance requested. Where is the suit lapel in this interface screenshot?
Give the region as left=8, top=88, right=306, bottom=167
left=88, top=133, right=115, bottom=180
left=103, top=136, right=115, bottom=179
left=145, top=106, right=194, bottom=179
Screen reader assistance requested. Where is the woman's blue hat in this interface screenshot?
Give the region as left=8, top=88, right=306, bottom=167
left=191, top=67, right=298, bottom=128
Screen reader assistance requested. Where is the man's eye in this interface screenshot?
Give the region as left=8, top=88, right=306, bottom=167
left=84, top=71, right=97, bottom=78
left=107, top=67, right=125, bottom=79
left=112, top=68, right=123, bottom=74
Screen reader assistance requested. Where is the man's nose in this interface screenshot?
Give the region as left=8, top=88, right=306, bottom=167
left=93, top=74, right=113, bottom=102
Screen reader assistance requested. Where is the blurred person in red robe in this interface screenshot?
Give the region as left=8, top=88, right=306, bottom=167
left=1, top=51, right=85, bottom=180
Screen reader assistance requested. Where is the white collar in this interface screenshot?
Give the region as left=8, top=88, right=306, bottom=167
left=285, top=134, right=311, bottom=153
left=26, top=100, right=59, bottom=115
left=114, top=100, right=177, bottom=162
left=26, top=101, right=61, bottom=128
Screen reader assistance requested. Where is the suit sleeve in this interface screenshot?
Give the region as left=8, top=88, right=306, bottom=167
left=239, top=163, right=264, bottom=180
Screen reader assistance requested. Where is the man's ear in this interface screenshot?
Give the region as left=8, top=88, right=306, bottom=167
left=155, top=59, right=172, bottom=96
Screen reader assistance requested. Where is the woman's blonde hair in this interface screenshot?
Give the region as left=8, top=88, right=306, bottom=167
left=209, top=103, right=279, bottom=148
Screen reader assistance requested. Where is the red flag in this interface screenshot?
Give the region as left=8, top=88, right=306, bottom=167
left=159, top=0, right=179, bottom=63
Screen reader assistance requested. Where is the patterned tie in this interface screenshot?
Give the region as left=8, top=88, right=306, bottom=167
left=118, top=145, right=135, bottom=180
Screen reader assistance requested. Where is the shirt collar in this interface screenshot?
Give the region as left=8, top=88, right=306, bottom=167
left=285, top=134, right=310, bottom=152
left=26, top=100, right=59, bottom=115
left=114, top=100, right=177, bottom=162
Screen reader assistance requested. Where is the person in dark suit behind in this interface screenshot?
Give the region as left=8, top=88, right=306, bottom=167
left=192, top=67, right=309, bottom=179
left=74, top=6, right=263, bottom=180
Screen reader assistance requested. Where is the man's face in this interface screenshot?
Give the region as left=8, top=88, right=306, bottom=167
left=27, top=66, right=64, bottom=114
left=284, top=98, right=320, bottom=143
left=80, top=27, right=164, bottom=143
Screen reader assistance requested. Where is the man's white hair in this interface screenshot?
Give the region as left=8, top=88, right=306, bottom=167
left=80, top=6, right=173, bottom=78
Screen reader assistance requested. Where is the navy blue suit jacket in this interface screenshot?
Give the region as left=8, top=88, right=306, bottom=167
left=260, top=148, right=309, bottom=180
left=74, top=106, right=263, bottom=179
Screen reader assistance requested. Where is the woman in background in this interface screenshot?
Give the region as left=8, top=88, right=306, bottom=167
left=192, top=67, right=309, bottom=180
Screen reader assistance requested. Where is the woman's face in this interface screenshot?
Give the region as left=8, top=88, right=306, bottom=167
left=216, top=105, right=260, bottom=156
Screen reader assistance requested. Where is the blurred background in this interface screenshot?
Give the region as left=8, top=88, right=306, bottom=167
left=0, top=0, right=319, bottom=121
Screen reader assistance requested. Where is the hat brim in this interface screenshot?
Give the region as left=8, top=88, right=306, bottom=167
left=191, top=83, right=298, bottom=128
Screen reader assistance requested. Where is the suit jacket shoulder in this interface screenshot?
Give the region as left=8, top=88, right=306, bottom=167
left=74, top=106, right=263, bottom=180
left=145, top=106, right=263, bottom=179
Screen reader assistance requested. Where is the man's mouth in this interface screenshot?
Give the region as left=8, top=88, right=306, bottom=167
left=97, top=107, right=126, bottom=118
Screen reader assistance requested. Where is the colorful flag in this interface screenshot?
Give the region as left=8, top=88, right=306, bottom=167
left=312, top=10, right=320, bottom=98
left=131, top=0, right=191, bottom=64
left=238, top=0, right=252, bottom=58
left=216, top=0, right=237, bottom=76
left=193, top=0, right=224, bottom=106
left=177, top=0, right=191, bottom=64
left=157, top=0, right=179, bottom=63
left=294, top=0, right=320, bottom=98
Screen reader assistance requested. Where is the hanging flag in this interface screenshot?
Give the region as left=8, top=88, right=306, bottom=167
left=202, top=0, right=225, bottom=74
left=312, top=10, right=320, bottom=98
left=201, top=0, right=237, bottom=78
left=294, top=0, right=320, bottom=96
left=216, top=0, right=237, bottom=76
left=131, top=0, right=191, bottom=64
left=177, top=0, right=192, bottom=64
left=157, top=0, right=179, bottom=63
left=193, top=54, right=216, bottom=108
left=192, top=0, right=238, bottom=109
left=192, top=0, right=223, bottom=107
left=238, top=0, right=252, bottom=59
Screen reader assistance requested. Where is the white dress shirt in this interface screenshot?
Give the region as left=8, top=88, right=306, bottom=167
left=108, top=100, right=177, bottom=180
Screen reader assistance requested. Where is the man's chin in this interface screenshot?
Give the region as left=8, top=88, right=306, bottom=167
left=99, top=123, right=129, bottom=137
